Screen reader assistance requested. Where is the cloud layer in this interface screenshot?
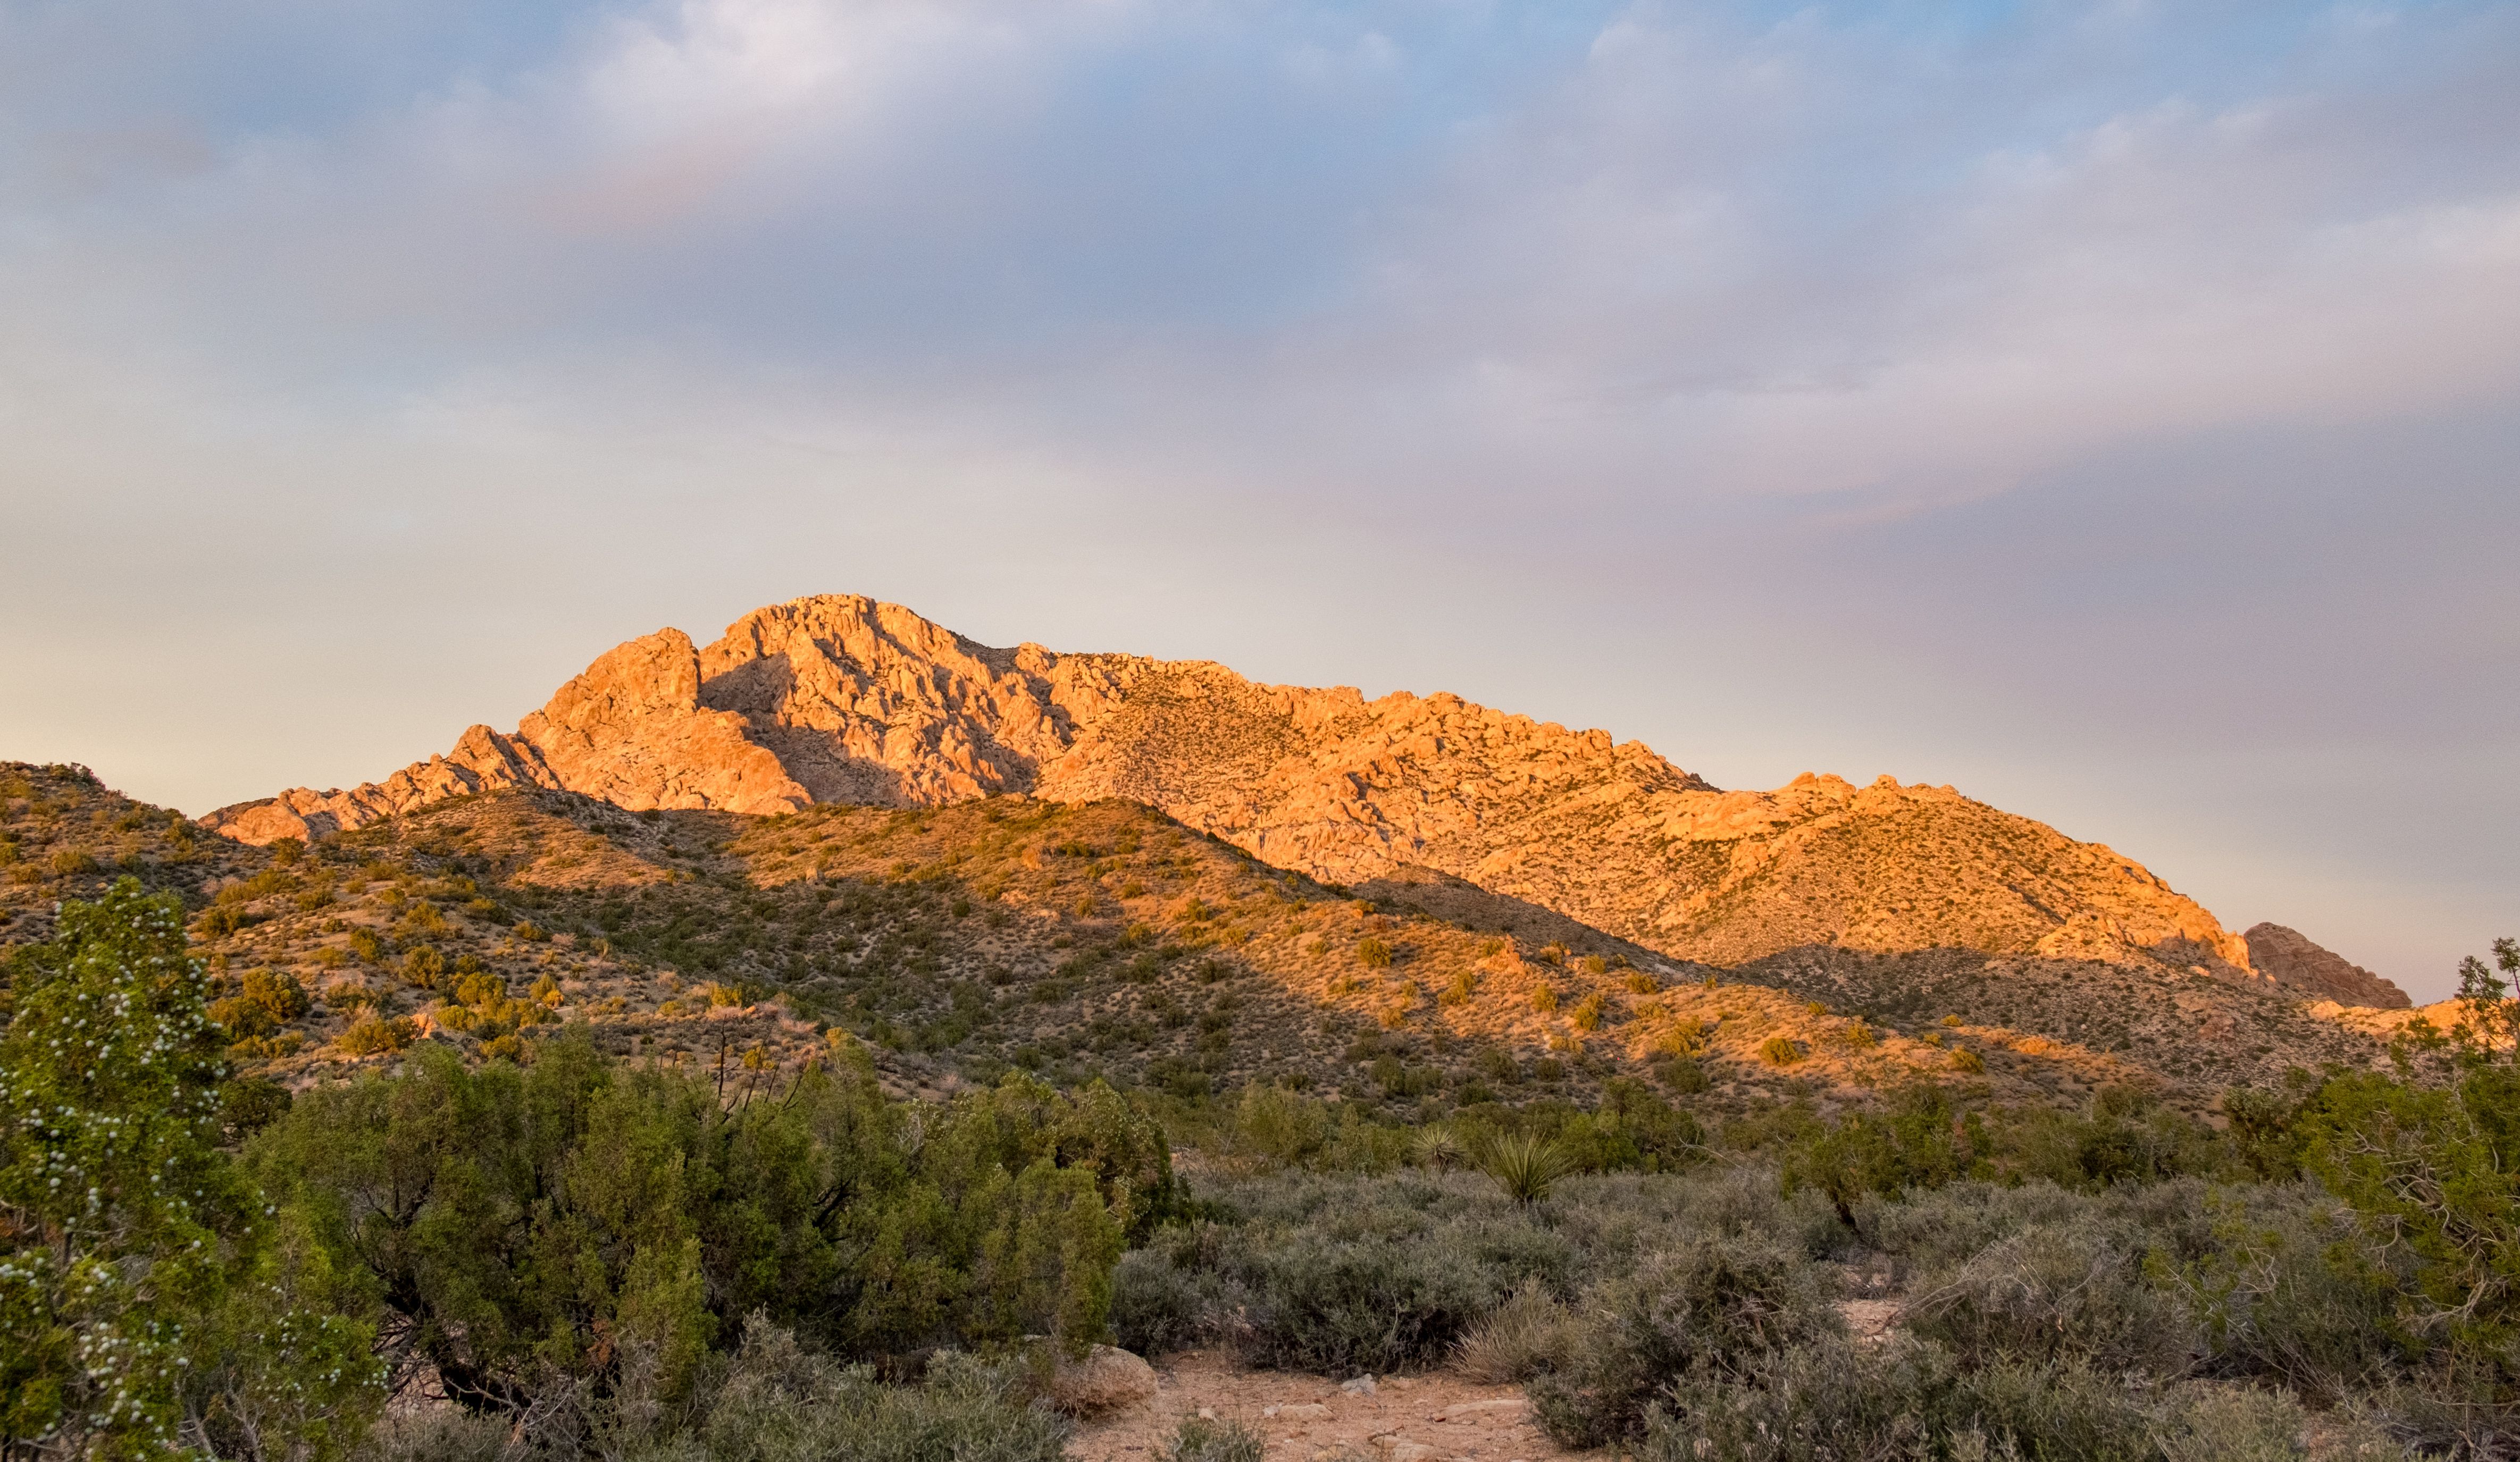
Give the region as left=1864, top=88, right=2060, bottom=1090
left=3, top=0, right=2513, bottom=995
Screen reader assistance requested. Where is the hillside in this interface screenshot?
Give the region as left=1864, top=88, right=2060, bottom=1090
left=9, top=761, right=2399, bottom=1112
left=197, top=595, right=2401, bottom=1018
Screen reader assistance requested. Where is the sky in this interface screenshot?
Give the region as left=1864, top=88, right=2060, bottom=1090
left=2, top=0, right=2514, bottom=999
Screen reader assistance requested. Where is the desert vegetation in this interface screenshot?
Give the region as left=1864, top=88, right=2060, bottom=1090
left=0, top=764, right=2409, bottom=1118
left=7, top=872, right=2519, bottom=1457
left=7, top=762, right=2516, bottom=1458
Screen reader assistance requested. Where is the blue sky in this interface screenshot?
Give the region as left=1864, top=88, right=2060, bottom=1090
left=3, top=0, right=2514, bottom=997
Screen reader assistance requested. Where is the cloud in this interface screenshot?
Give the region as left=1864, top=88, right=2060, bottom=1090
left=0, top=0, right=2513, bottom=993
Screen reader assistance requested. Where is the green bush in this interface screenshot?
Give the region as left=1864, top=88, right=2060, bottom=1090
left=2283, top=937, right=2520, bottom=1443
left=1527, top=1233, right=1842, bottom=1447
left=400, top=945, right=445, bottom=988
left=1783, top=1084, right=1987, bottom=1228
left=250, top=1040, right=1135, bottom=1412
left=2176, top=1181, right=2406, bottom=1401
left=0, top=879, right=374, bottom=1461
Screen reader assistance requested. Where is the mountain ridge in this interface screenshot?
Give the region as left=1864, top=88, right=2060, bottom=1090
left=198, top=593, right=2395, bottom=1008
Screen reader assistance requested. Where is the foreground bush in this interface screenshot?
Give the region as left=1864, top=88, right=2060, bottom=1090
left=1527, top=1233, right=1842, bottom=1447
left=1899, top=1210, right=2196, bottom=1374
left=1634, top=1334, right=2407, bottom=1462
left=354, top=1317, right=1070, bottom=1462
left=0, top=879, right=381, bottom=1461
left=250, top=1038, right=1150, bottom=1410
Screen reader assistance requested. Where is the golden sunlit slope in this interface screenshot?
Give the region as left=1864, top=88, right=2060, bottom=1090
left=9, top=762, right=2403, bottom=1113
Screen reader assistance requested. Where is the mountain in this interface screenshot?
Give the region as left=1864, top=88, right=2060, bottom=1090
left=204, top=594, right=2257, bottom=986
left=2241, top=923, right=2412, bottom=1010
left=3, top=762, right=2394, bottom=1110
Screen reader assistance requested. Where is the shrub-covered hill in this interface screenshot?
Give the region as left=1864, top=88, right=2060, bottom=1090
left=0, top=762, right=2391, bottom=1113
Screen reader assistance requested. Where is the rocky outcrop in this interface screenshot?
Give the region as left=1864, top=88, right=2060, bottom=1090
left=2243, top=923, right=2411, bottom=1009
left=206, top=593, right=2257, bottom=981
left=202, top=629, right=807, bottom=844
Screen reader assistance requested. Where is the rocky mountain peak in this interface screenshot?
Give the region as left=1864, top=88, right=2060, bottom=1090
left=202, top=592, right=2266, bottom=984
left=2241, top=923, right=2412, bottom=1009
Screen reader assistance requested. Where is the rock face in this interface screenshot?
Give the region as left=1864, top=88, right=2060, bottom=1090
left=206, top=593, right=2256, bottom=978
left=2242, top=923, right=2411, bottom=1009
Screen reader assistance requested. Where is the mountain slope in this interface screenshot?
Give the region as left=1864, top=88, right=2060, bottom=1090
left=7, top=763, right=2396, bottom=1110
left=203, top=594, right=2255, bottom=988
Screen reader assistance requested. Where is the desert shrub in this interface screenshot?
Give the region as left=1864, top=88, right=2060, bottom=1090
left=1110, top=1234, right=1251, bottom=1357
left=1240, top=1226, right=1502, bottom=1372
left=1162, top=1415, right=1263, bottom=1462
left=400, top=945, right=445, bottom=988
left=1112, top=1170, right=1575, bottom=1369
left=1857, top=1179, right=2107, bottom=1283
left=613, top=1316, right=1070, bottom=1462
left=1760, top=1036, right=1804, bottom=1066
left=1356, top=937, right=1392, bottom=969
left=1635, top=1335, right=2348, bottom=1462
left=394, top=902, right=448, bottom=938
left=1899, top=1211, right=2197, bottom=1375
left=1550, top=1078, right=1706, bottom=1174
left=2175, top=1181, right=2406, bottom=1400
left=211, top=965, right=313, bottom=1036
left=1455, top=1277, right=1574, bottom=1382
left=350, top=1407, right=507, bottom=1462
left=1989, top=1087, right=2232, bottom=1191
left=334, top=1013, right=415, bottom=1055
left=1527, top=1233, right=1841, bottom=1447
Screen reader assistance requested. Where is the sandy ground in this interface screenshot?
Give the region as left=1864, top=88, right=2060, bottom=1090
left=1066, top=1351, right=1597, bottom=1462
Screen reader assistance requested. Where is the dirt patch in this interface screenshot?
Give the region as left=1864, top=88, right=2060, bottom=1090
left=1837, top=1298, right=1901, bottom=1344
left=1066, top=1350, right=1598, bottom=1462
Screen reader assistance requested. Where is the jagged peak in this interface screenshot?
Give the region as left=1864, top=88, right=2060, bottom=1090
left=197, top=592, right=2254, bottom=990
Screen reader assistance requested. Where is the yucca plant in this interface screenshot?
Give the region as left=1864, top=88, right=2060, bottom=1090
left=1476, top=1131, right=1574, bottom=1206
left=1413, top=1124, right=1467, bottom=1173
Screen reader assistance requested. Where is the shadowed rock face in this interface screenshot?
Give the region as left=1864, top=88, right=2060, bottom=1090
left=204, top=594, right=2255, bottom=978
left=2242, top=923, right=2412, bottom=1009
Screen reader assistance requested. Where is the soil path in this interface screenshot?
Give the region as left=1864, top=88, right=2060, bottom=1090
left=1066, top=1350, right=1595, bottom=1462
